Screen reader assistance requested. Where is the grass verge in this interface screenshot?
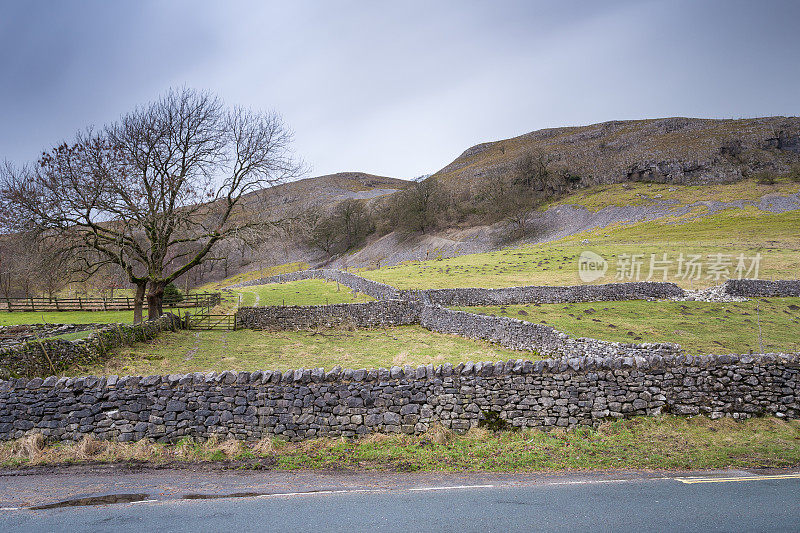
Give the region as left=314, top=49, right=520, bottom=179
left=454, top=297, right=800, bottom=354
left=3, top=416, right=798, bottom=471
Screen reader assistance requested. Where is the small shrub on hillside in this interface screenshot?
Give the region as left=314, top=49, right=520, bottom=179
left=789, top=164, right=800, bottom=183
left=754, top=171, right=777, bottom=185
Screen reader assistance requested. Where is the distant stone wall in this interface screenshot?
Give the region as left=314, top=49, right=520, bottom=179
left=236, top=301, right=423, bottom=330
left=229, top=272, right=696, bottom=359
left=403, top=281, right=686, bottom=306
left=0, top=324, right=101, bottom=350
left=231, top=269, right=400, bottom=301
left=0, top=315, right=182, bottom=379
left=419, top=305, right=681, bottom=359
left=724, top=279, right=800, bottom=298
left=233, top=269, right=687, bottom=306
left=236, top=302, right=681, bottom=358
left=2, top=352, right=797, bottom=443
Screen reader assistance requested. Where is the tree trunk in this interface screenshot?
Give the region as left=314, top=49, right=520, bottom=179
left=147, top=281, right=166, bottom=320
left=133, top=281, right=147, bottom=324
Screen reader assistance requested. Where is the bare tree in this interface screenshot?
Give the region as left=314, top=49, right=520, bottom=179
left=1, top=88, right=303, bottom=321
left=390, top=178, right=441, bottom=234
left=514, top=149, right=553, bottom=191
left=34, top=242, right=71, bottom=299
left=336, top=199, right=373, bottom=251
left=0, top=235, right=23, bottom=299
left=304, top=199, right=373, bottom=259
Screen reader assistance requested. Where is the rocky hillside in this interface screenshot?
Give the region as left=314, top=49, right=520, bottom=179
left=194, top=117, right=800, bottom=283
left=244, top=171, right=407, bottom=217
left=432, top=116, right=800, bottom=193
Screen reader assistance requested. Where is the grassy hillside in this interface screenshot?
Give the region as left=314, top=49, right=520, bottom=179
left=544, top=176, right=800, bottom=212
left=360, top=208, right=799, bottom=289
left=174, top=172, right=800, bottom=297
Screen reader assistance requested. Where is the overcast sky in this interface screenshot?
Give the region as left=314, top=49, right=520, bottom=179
left=1, top=0, right=798, bottom=179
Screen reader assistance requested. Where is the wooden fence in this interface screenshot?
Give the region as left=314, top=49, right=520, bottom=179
left=0, top=293, right=221, bottom=313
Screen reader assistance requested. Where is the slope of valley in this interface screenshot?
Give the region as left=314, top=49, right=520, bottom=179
left=203, top=116, right=800, bottom=285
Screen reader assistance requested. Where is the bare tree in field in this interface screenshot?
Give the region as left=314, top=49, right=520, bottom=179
left=1, top=88, right=303, bottom=321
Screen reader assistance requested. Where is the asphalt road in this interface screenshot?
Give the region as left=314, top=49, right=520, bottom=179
left=1, top=468, right=798, bottom=532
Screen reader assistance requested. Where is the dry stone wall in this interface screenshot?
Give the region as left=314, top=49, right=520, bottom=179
left=237, top=301, right=423, bottom=330
left=232, top=269, right=688, bottom=306
left=231, top=269, right=800, bottom=306
left=0, top=315, right=182, bottom=379
left=0, top=324, right=101, bottom=350
left=724, top=279, right=800, bottom=298
left=403, top=281, right=686, bottom=306
left=2, top=352, right=797, bottom=443
left=419, top=305, right=682, bottom=359
left=5, top=268, right=798, bottom=443
left=235, top=303, right=681, bottom=359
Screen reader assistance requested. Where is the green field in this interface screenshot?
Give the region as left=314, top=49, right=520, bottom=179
left=360, top=207, right=800, bottom=289
left=454, top=298, right=800, bottom=355
left=234, top=279, right=374, bottom=307
left=0, top=308, right=199, bottom=327
left=71, top=326, right=529, bottom=376
left=0, top=310, right=144, bottom=326
left=4, top=416, right=799, bottom=471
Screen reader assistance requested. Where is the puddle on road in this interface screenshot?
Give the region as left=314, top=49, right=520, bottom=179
left=183, top=492, right=264, bottom=500
left=29, top=493, right=150, bottom=510
left=182, top=489, right=344, bottom=500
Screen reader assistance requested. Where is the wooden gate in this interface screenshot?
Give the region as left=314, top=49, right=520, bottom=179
left=187, top=313, right=237, bottom=331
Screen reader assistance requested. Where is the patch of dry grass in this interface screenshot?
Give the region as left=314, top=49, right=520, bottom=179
left=3, top=416, right=799, bottom=472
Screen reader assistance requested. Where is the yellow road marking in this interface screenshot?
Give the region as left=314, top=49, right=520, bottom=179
left=676, top=473, right=800, bottom=484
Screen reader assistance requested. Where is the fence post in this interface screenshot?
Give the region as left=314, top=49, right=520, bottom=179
left=78, top=297, right=83, bottom=310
